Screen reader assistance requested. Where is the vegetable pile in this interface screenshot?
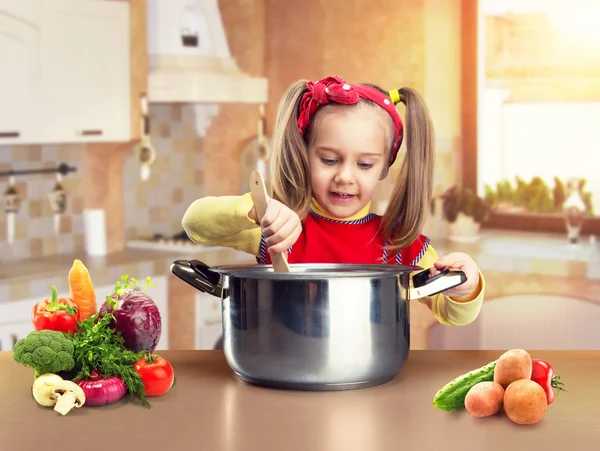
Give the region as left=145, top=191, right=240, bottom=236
left=12, top=259, right=176, bottom=416
left=432, top=348, right=565, bottom=425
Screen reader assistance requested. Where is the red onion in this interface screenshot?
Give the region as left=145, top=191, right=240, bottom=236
left=75, top=370, right=127, bottom=406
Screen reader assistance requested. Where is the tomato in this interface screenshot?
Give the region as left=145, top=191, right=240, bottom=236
left=32, top=285, right=79, bottom=335
left=133, top=353, right=175, bottom=397
left=530, top=359, right=565, bottom=405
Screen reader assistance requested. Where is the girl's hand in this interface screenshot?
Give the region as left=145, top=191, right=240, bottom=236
left=430, top=252, right=481, bottom=301
left=249, top=199, right=302, bottom=255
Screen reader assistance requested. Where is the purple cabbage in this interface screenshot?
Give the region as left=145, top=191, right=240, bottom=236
left=99, top=276, right=162, bottom=353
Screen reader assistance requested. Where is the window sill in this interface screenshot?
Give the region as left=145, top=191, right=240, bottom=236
left=482, top=211, right=600, bottom=236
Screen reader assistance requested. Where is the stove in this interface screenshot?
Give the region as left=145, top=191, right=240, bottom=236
left=126, top=230, right=217, bottom=254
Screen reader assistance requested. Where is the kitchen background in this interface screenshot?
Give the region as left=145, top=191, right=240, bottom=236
left=1, top=0, right=599, bottom=352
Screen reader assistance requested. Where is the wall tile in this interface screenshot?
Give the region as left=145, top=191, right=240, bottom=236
left=1, top=104, right=207, bottom=261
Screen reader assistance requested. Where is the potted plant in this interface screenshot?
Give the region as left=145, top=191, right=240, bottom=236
left=484, top=176, right=594, bottom=216
left=437, top=185, right=491, bottom=242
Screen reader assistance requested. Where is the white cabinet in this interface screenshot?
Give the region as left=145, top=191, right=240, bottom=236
left=0, top=274, right=169, bottom=351
left=195, top=290, right=222, bottom=350
left=0, top=298, right=36, bottom=351
left=40, top=0, right=130, bottom=143
left=192, top=250, right=255, bottom=350
left=0, top=0, right=131, bottom=145
left=0, top=0, right=42, bottom=145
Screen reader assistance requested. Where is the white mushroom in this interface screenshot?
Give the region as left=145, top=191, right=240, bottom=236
left=32, top=374, right=64, bottom=407
left=52, top=380, right=86, bottom=415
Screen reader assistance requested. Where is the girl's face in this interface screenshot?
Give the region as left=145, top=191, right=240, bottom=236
left=308, top=106, right=391, bottom=218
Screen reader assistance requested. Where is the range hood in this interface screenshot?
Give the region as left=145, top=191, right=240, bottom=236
left=146, top=0, right=268, bottom=105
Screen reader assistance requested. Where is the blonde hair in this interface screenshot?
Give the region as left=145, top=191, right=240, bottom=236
left=270, top=79, right=435, bottom=252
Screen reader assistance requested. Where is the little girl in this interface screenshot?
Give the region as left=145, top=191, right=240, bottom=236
left=182, top=75, right=485, bottom=327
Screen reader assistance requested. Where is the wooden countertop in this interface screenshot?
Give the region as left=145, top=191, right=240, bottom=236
left=1, top=350, right=598, bottom=450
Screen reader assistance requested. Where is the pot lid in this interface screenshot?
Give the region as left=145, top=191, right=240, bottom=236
left=208, top=263, right=422, bottom=279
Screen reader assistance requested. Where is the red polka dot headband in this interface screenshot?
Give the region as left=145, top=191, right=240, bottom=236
left=297, top=75, right=404, bottom=166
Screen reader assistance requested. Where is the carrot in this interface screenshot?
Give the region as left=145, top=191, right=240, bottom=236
left=68, top=259, right=97, bottom=321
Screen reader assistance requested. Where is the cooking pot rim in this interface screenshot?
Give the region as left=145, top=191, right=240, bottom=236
left=206, top=263, right=423, bottom=279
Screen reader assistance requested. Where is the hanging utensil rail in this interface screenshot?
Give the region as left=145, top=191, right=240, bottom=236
left=0, top=162, right=77, bottom=179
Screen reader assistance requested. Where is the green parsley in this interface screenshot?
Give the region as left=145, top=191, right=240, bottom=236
left=71, top=309, right=150, bottom=407
left=114, top=275, right=155, bottom=297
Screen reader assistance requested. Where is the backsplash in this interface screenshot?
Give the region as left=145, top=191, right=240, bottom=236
left=0, top=145, right=85, bottom=262
left=123, top=104, right=205, bottom=241
left=0, top=104, right=205, bottom=262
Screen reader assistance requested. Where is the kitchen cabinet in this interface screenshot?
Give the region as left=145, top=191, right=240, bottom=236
left=0, top=0, right=42, bottom=145
left=192, top=250, right=256, bottom=350
left=0, top=0, right=131, bottom=145
left=0, top=297, right=42, bottom=351
left=40, top=0, right=130, bottom=143
left=0, top=275, right=169, bottom=351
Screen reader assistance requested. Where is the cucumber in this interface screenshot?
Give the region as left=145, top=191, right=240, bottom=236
left=432, top=359, right=498, bottom=411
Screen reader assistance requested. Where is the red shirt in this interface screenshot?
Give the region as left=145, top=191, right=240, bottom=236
left=257, top=209, right=430, bottom=266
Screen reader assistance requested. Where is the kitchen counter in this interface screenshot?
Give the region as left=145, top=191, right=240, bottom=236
left=432, top=229, right=600, bottom=279
left=1, top=350, right=598, bottom=450
left=0, top=245, right=255, bottom=303
left=2, top=229, right=599, bottom=296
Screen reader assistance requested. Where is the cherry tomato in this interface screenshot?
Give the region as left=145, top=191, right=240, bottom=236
left=133, top=354, right=175, bottom=397
left=531, top=359, right=565, bottom=404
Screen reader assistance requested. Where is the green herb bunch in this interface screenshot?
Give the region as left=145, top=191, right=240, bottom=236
left=114, top=275, right=156, bottom=296
left=71, top=306, right=149, bottom=407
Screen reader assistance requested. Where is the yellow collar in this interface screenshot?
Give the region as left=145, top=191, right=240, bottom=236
left=310, top=197, right=372, bottom=221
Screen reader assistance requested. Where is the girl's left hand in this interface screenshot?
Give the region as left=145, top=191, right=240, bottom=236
left=430, top=252, right=480, bottom=301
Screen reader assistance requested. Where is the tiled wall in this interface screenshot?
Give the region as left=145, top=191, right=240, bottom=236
left=0, top=145, right=85, bottom=262
left=122, top=104, right=206, bottom=241
left=0, top=104, right=206, bottom=262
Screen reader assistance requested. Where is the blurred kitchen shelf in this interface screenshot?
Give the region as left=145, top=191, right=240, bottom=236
left=126, top=239, right=218, bottom=254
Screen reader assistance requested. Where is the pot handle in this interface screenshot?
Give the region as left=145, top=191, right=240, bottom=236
left=408, top=267, right=467, bottom=299
left=170, top=259, right=227, bottom=298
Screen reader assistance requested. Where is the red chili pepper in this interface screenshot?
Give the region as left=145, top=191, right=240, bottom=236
left=531, top=359, right=565, bottom=405
left=32, top=285, right=80, bottom=335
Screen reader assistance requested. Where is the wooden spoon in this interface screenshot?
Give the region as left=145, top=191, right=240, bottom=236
left=249, top=170, right=291, bottom=273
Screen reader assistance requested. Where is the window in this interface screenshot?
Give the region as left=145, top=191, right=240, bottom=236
left=461, top=0, right=600, bottom=234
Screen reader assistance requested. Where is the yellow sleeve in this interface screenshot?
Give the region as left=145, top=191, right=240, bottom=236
left=414, top=244, right=485, bottom=326
left=181, top=192, right=262, bottom=256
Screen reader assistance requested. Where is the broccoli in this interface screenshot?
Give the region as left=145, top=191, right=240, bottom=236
left=13, top=330, right=75, bottom=378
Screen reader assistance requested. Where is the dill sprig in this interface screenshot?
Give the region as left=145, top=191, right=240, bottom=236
left=71, top=311, right=150, bottom=408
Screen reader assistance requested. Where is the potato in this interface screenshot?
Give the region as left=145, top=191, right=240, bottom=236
left=494, top=349, right=532, bottom=388
left=504, top=379, right=548, bottom=425
left=464, top=381, right=505, bottom=418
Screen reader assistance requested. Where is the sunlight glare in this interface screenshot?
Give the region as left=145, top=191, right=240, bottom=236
left=547, top=0, right=600, bottom=43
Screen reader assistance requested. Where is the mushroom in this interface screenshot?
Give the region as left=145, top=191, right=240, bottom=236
left=52, top=380, right=86, bottom=415
left=32, top=373, right=64, bottom=407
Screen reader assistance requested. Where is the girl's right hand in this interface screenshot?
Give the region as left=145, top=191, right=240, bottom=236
left=249, top=199, right=302, bottom=254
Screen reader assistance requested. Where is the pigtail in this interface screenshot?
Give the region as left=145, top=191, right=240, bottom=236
left=383, top=88, right=436, bottom=251
left=269, top=80, right=313, bottom=220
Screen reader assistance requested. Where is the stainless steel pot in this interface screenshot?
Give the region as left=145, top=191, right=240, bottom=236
left=170, top=259, right=466, bottom=391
